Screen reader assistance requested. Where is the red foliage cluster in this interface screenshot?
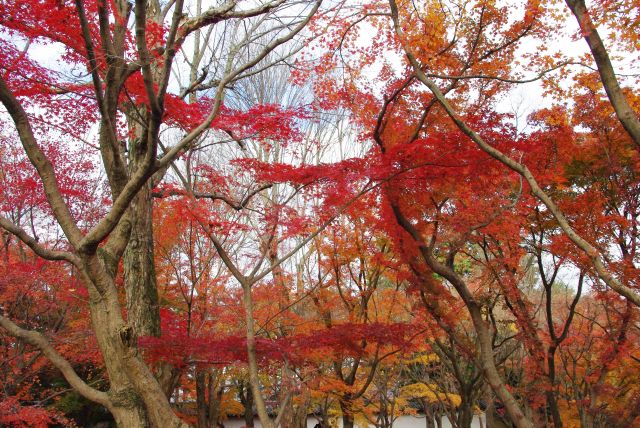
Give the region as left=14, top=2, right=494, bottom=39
left=140, top=320, right=417, bottom=368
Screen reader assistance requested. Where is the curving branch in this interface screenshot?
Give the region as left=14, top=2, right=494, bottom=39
left=77, top=156, right=157, bottom=254
left=0, top=216, right=80, bottom=265
left=153, top=184, right=273, bottom=211
left=177, top=0, right=289, bottom=45
left=565, top=0, right=640, bottom=148
left=0, top=315, right=112, bottom=409
left=424, top=60, right=575, bottom=84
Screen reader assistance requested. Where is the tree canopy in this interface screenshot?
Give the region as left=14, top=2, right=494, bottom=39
left=0, top=0, right=639, bottom=427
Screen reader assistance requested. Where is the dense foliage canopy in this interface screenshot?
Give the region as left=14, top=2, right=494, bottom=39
left=0, top=0, right=639, bottom=427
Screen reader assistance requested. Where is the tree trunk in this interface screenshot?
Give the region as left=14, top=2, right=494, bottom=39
left=196, top=371, right=207, bottom=428
left=483, top=383, right=496, bottom=428
left=123, top=187, right=160, bottom=337
left=240, top=381, right=255, bottom=428
left=208, top=374, right=223, bottom=428
left=243, top=285, right=274, bottom=428
left=340, top=400, right=355, bottom=428
left=279, top=367, right=295, bottom=428
left=197, top=370, right=224, bottom=428
left=424, top=402, right=436, bottom=428
left=457, top=399, right=474, bottom=428
left=124, top=109, right=176, bottom=398
left=123, top=116, right=161, bottom=339
left=546, top=389, right=562, bottom=428
left=86, top=284, right=151, bottom=428
left=111, top=406, right=149, bottom=428
left=292, top=395, right=311, bottom=428
left=83, top=269, right=188, bottom=428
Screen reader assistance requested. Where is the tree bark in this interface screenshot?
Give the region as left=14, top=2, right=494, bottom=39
left=123, top=15, right=163, bottom=336
left=240, top=381, right=256, bottom=428
left=243, top=284, right=275, bottom=428
left=340, top=399, right=355, bottom=428
left=457, top=398, right=473, bottom=428
left=83, top=256, right=189, bottom=428
left=196, top=371, right=207, bottom=428
left=123, top=182, right=160, bottom=338
left=424, top=402, right=436, bottom=428
left=545, top=347, right=563, bottom=428
left=483, top=383, right=496, bottom=428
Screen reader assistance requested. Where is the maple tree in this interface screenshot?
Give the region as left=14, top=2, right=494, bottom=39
left=297, top=209, right=424, bottom=428
left=2, top=0, right=640, bottom=427
left=287, top=0, right=640, bottom=426
left=0, top=0, right=326, bottom=426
